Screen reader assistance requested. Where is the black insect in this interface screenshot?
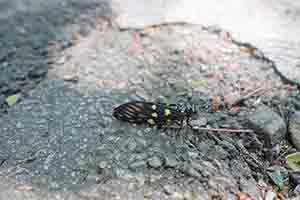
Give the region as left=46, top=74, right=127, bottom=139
left=113, top=101, right=196, bottom=128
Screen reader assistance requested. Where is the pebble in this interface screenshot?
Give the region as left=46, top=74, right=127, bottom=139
left=247, top=105, right=286, bottom=146
left=98, top=161, right=109, bottom=169
left=264, top=190, right=277, bottom=200
left=15, top=185, right=33, bottom=191
left=63, top=74, right=79, bottom=82
left=293, top=185, right=300, bottom=196
left=28, top=67, right=47, bottom=78
left=147, top=156, right=163, bottom=168
left=238, top=178, right=262, bottom=200
left=189, top=118, right=208, bottom=128
left=290, top=171, right=300, bottom=187
left=129, top=160, right=147, bottom=170
left=163, top=184, right=175, bottom=195
left=56, top=56, right=66, bottom=65
left=49, top=181, right=59, bottom=189
left=165, top=156, right=178, bottom=168
left=182, top=165, right=202, bottom=178
left=172, top=192, right=184, bottom=200
left=289, top=111, right=300, bottom=150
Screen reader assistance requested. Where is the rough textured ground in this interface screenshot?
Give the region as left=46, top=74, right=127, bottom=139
left=1, top=22, right=296, bottom=199
left=115, top=0, right=300, bottom=85
left=49, top=24, right=285, bottom=100
left=0, top=80, right=265, bottom=199
left=1, top=0, right=300, bottom=200
left=0, top=0, right=112, bottom=114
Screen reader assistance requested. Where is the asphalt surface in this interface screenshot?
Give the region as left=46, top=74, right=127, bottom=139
left=0, top=0, right=299, bottom=199
left=0, top=0, right=112, bottom=114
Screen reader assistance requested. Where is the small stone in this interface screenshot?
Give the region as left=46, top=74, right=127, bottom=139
left=191, top=161, right=217, bottom=177
left=172, top=192, right=184, bottom=200
left=147, top=156, right=163, bottom=168
left=128, top=182, right=137, bottom=191
left=189, top=118, right=208, bottom=128
left=143, top=190, right=153, bottom=198
left=224, top=92, right=241, bottom=108
left=15, top=185, right=33, bottom=191
left=182, top=165, right=202, bottom=178
left=85, top=175, right=101, bottom=184
left=50, top=181, right=59, bottom=189
left=238, top=178, right=261, bottom=200
left=16, top=122, right=23, bottom=129
left=127, top=141, right=137, bottom=151
left=28, top=67, right=47, bottom=78
left=135, top=176, right=146, bottom=187
left=57, top=56, right=66, bottom=65
left=79, top=191, right=101, bottom=199
left=247, top=105, right=286, bottom=146
left=264, top=190, right=277, bottom=200
left=183, top=191, right=192, bottom=199
left=165, top=156, right=178, bottom=168
left=129, top=160, right=147, bottom=170
left=63, top=73, right=79, bottom=82
left=163, top=185, right=175, bottom=195
left=149, top=175, right=161, bottom=182
left=293, top=185, right=300, bottom=195
left=290, top=171, right=300, bottom=187
left=289, top=111, right=300, bottom=150
left=98, top=161, right=108, bottom=169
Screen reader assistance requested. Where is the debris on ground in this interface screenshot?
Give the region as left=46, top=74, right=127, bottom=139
left=1, top=1, right=300, bottom=199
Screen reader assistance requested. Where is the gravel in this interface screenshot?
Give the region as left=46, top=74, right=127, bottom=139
left=289, top=111, right=300, bottom=150
left=247, top=104, right=287, bottom=147
left=0, top=0, right=112, bottom=113
left=1, top=1, right=299, bottom=198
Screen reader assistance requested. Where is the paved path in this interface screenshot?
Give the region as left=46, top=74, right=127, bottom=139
left=0, top=0, right=298, bottom=199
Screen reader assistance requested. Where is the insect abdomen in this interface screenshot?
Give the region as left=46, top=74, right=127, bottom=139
left=113, top=101, right=186, bottom=127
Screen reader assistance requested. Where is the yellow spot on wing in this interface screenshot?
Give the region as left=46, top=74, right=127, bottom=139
left=147, top=118, right=156, bottom=125
left=166, top=119, right=171, bottom=124
left=164, top=109, right=171, bottom=116
left=151, top=113, right=158, bottom=118
left=151, top=104, right=157, bottom=110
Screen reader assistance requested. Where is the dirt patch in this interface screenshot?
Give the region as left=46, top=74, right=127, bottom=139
left=49, top=22, right=287, bottom=104
left=0, top=21, right=298, bottom=199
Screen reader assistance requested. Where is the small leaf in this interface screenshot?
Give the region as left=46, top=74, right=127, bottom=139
left=236, top=192, right=254, bottom=200
left=267, top=167, right=284, bottom=190
left=6, top=94, right=21, bottom=107
left=286, top=152, right=300, bottom=171
left=211, top=96, right=221, bottom=112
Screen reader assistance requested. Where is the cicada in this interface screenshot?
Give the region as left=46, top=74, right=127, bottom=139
left=113, top=101, right=195, bottom=128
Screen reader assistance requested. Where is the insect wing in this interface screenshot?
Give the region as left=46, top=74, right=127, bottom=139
left=113, top=101, right=155, bottom=124
left=113, top=101, right=192, bottom=128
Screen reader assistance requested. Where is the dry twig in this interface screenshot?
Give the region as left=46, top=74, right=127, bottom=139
left=192, top=127, right=254, bottom=133
left=231, top=86, right=267, bottom=107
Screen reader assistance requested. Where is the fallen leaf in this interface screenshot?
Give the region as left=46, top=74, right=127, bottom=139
left=236, top=192, right=255, bottom=200
left=6, top=94, right=21, bottom=107
left=286, top=152, right=300, bottom=171
left=211, top=96, right=221, bottom=112
left=267, top=167, right=284, bottom=190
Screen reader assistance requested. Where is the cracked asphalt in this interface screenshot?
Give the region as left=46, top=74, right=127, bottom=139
left=0, top=0, right=299, bottom=199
